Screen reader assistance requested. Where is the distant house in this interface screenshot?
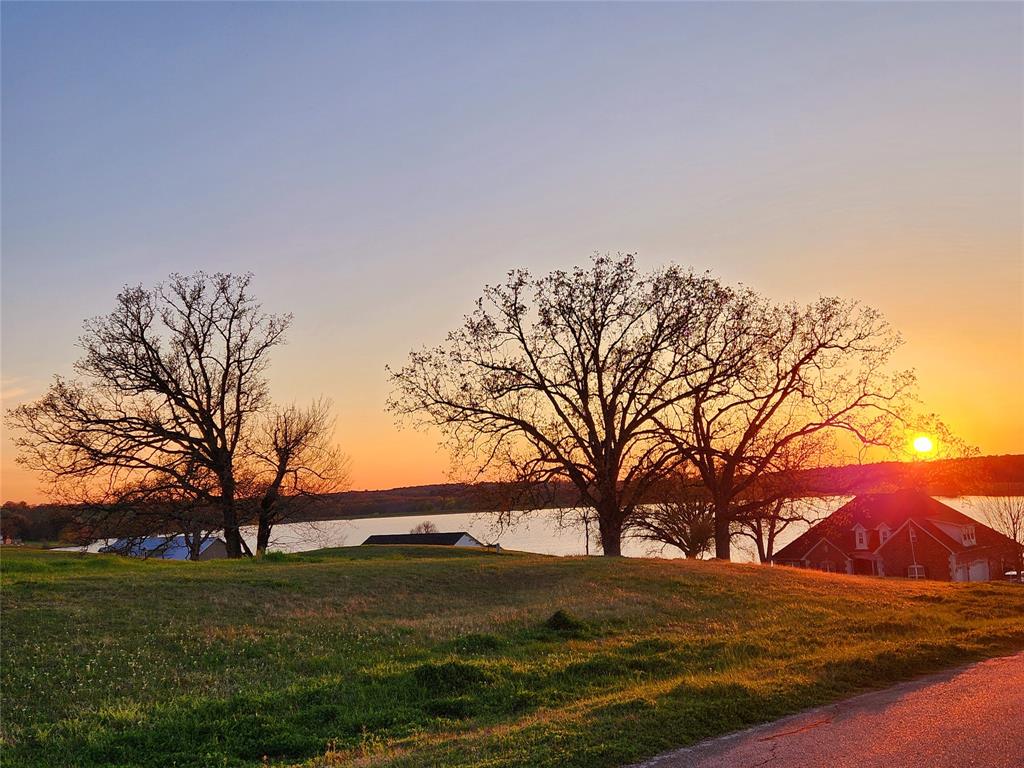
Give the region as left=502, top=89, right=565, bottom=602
left=362, top=531, right=484, bottom=548
left=773, top=490, right=1020, bottom=581
left=99, top=535, right=228, bottom=561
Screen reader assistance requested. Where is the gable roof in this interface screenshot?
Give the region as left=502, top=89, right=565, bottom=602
left=802, top=537, right=852, bottom=562
left=875, top=518, right=955, bottom=555
left=362, top=532, right=482, bottom=546
left=99, top=535, right=224, bottom=560
left=773, top=490, right=1016, bottom=563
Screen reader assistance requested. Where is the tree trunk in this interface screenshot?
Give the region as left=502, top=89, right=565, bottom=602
left=713, top=503, right=731, bottom=560
left=221, top=489, right=242, bottom=557
left=762, top=525, right=776, bottom=564
left=598, top=509, right=624, bottom=557
left=222, top=507, right=242, bottom=558
left=256, top=515, right=272, bottom=557
left=220, top=474, right=243, bottom=558
left=755, top=531, right=767, bottom=564
left=601, top=530, right=623, bottom=556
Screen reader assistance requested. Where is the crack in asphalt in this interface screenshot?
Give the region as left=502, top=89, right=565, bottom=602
left=745, top=739, right=780, bottom=768
left=755, top=716, right=832, bottom=742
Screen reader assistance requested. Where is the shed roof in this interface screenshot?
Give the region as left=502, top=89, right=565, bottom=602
left=99, top=535, right=224, bottom=560
left=362, top=532, right=482, bottom=546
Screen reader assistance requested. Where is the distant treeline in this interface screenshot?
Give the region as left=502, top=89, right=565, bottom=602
left=0, top=501, right=78, bottom=543
left=299, top=453, right=1024, bottom=521
left=786, top=454, right=1024, bottom=497
left=3, top=454, right=1021, bottom=543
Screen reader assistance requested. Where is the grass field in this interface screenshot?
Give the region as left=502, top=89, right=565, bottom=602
left=2, top=546, right=1023, bottom=768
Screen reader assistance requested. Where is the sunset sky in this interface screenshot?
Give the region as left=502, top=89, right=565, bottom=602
left=2, top=2, right=1021, bottom=503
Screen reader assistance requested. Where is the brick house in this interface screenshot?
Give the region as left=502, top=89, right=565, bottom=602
left=772, top=490, right=1020, bottom=581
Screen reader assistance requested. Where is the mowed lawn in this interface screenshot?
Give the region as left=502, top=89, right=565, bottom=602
left=2, top=547, right=1023, bottom=768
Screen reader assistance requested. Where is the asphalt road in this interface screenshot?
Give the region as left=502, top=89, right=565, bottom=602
left=631, top=652, right=1024, bottom=768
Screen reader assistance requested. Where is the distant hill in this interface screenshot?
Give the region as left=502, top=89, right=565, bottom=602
left=302, top=454, right=1024, bottom=521
left=9, top=455, right=1020, bottom=537
left=786, top=454, right=1024, bottom=497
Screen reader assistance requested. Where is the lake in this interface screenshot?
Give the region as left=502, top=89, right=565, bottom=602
left=243, top=496, right=1001, bottom=561
left=54, top=496, right=1005, bottom=561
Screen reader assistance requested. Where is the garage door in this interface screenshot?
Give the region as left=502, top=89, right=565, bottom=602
left=969, top=560, right=989, bottom=582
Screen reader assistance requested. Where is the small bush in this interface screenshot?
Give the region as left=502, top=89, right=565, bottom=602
left=424, top=695, right=475, bottom=719
left=412, top=661, right=491, bottom=694
left=545, top=609, right=586, bottom=635
left=451, top=633, right=504, bottom=654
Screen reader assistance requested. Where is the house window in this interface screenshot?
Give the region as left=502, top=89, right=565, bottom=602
left=961, top=526, right=976, bottom=546
left=907, top=564, right=926, bottom=579
left=855, top=528, right=868, bottom=549
left=909, top=528, right=918, bottom=544
left=879, top=526, right=891, bottom=543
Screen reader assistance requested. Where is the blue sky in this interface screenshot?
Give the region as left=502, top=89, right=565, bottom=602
left=2, top=2, right=1021, bottom=498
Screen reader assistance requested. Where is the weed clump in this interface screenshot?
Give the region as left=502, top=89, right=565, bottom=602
left=451, top=633, right=503, bottom=654
left=545, top=609, right=586, bottom=635
left=424, top=695, right=475, bottom=719
left=259, top=551, right=289, bottom=563
left=412, top=661, right=491, bottom=694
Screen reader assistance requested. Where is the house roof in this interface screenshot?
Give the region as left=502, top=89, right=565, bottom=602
left=362, top=532, right=481, bottom=546
left=99, top=535, right=224, bottom=560
left=773, top=490, right=1016, bottom=563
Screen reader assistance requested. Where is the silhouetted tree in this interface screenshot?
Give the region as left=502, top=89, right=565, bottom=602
left=669, top=295, right=914, bottom=560
left=727, top=435, right=834, bottom=563
left=388, top=254, right=749, bottom=556
left=410, top=520, right=439, bottom=534
left=632, top=479, right=715, bottom=559
left=8, top=273, right=307, bottom=558
left=970, top=490, right=1024, bottom=580
left=248, top=399, right=349, bottom=556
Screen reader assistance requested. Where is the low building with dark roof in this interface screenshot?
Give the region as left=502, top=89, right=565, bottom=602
left=362, top=531, right=484, bottom=547
left=772, top=490, right=1020, bottom=581
left=99, top=535, right=228, bottom=561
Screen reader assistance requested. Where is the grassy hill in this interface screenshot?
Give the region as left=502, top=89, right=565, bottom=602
left=2, top=547, right=1023, bottom=768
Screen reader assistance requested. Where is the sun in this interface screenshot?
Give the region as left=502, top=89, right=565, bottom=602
left=912, top=435, right=935, bottom=455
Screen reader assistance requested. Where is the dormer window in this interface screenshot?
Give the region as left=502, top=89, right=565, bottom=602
left=878, top=524, right=891, bottom=544
left=854, top=525, right=868, bottom=550
left=961, top=525, right=976, bottom=546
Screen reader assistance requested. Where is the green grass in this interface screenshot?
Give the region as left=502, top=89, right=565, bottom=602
left=2, top=546, right=1022, bottom=768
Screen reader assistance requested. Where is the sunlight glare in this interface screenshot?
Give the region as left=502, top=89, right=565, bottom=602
left=912, top=435, right=935, bottom=454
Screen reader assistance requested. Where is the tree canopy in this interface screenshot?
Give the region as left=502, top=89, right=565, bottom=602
left=9, top=272, right=346, bottom=558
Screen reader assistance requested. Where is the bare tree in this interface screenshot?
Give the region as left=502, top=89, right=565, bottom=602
left=246, top=400, right=349, bottom=557
left=730, top=435, right=833, bottom=563
left=8, top=273, right=291, bottom=558
left=971, top=490, right=1024, bottom=580
left=410, top=520, right=439, bottom=534
left=734, top=498, right=821, bottom=564
left=632, top=480, right=716, bottom=559
left=674, top=296, right=914, bottom=560
left=387, top=254, right=748, bottom=556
